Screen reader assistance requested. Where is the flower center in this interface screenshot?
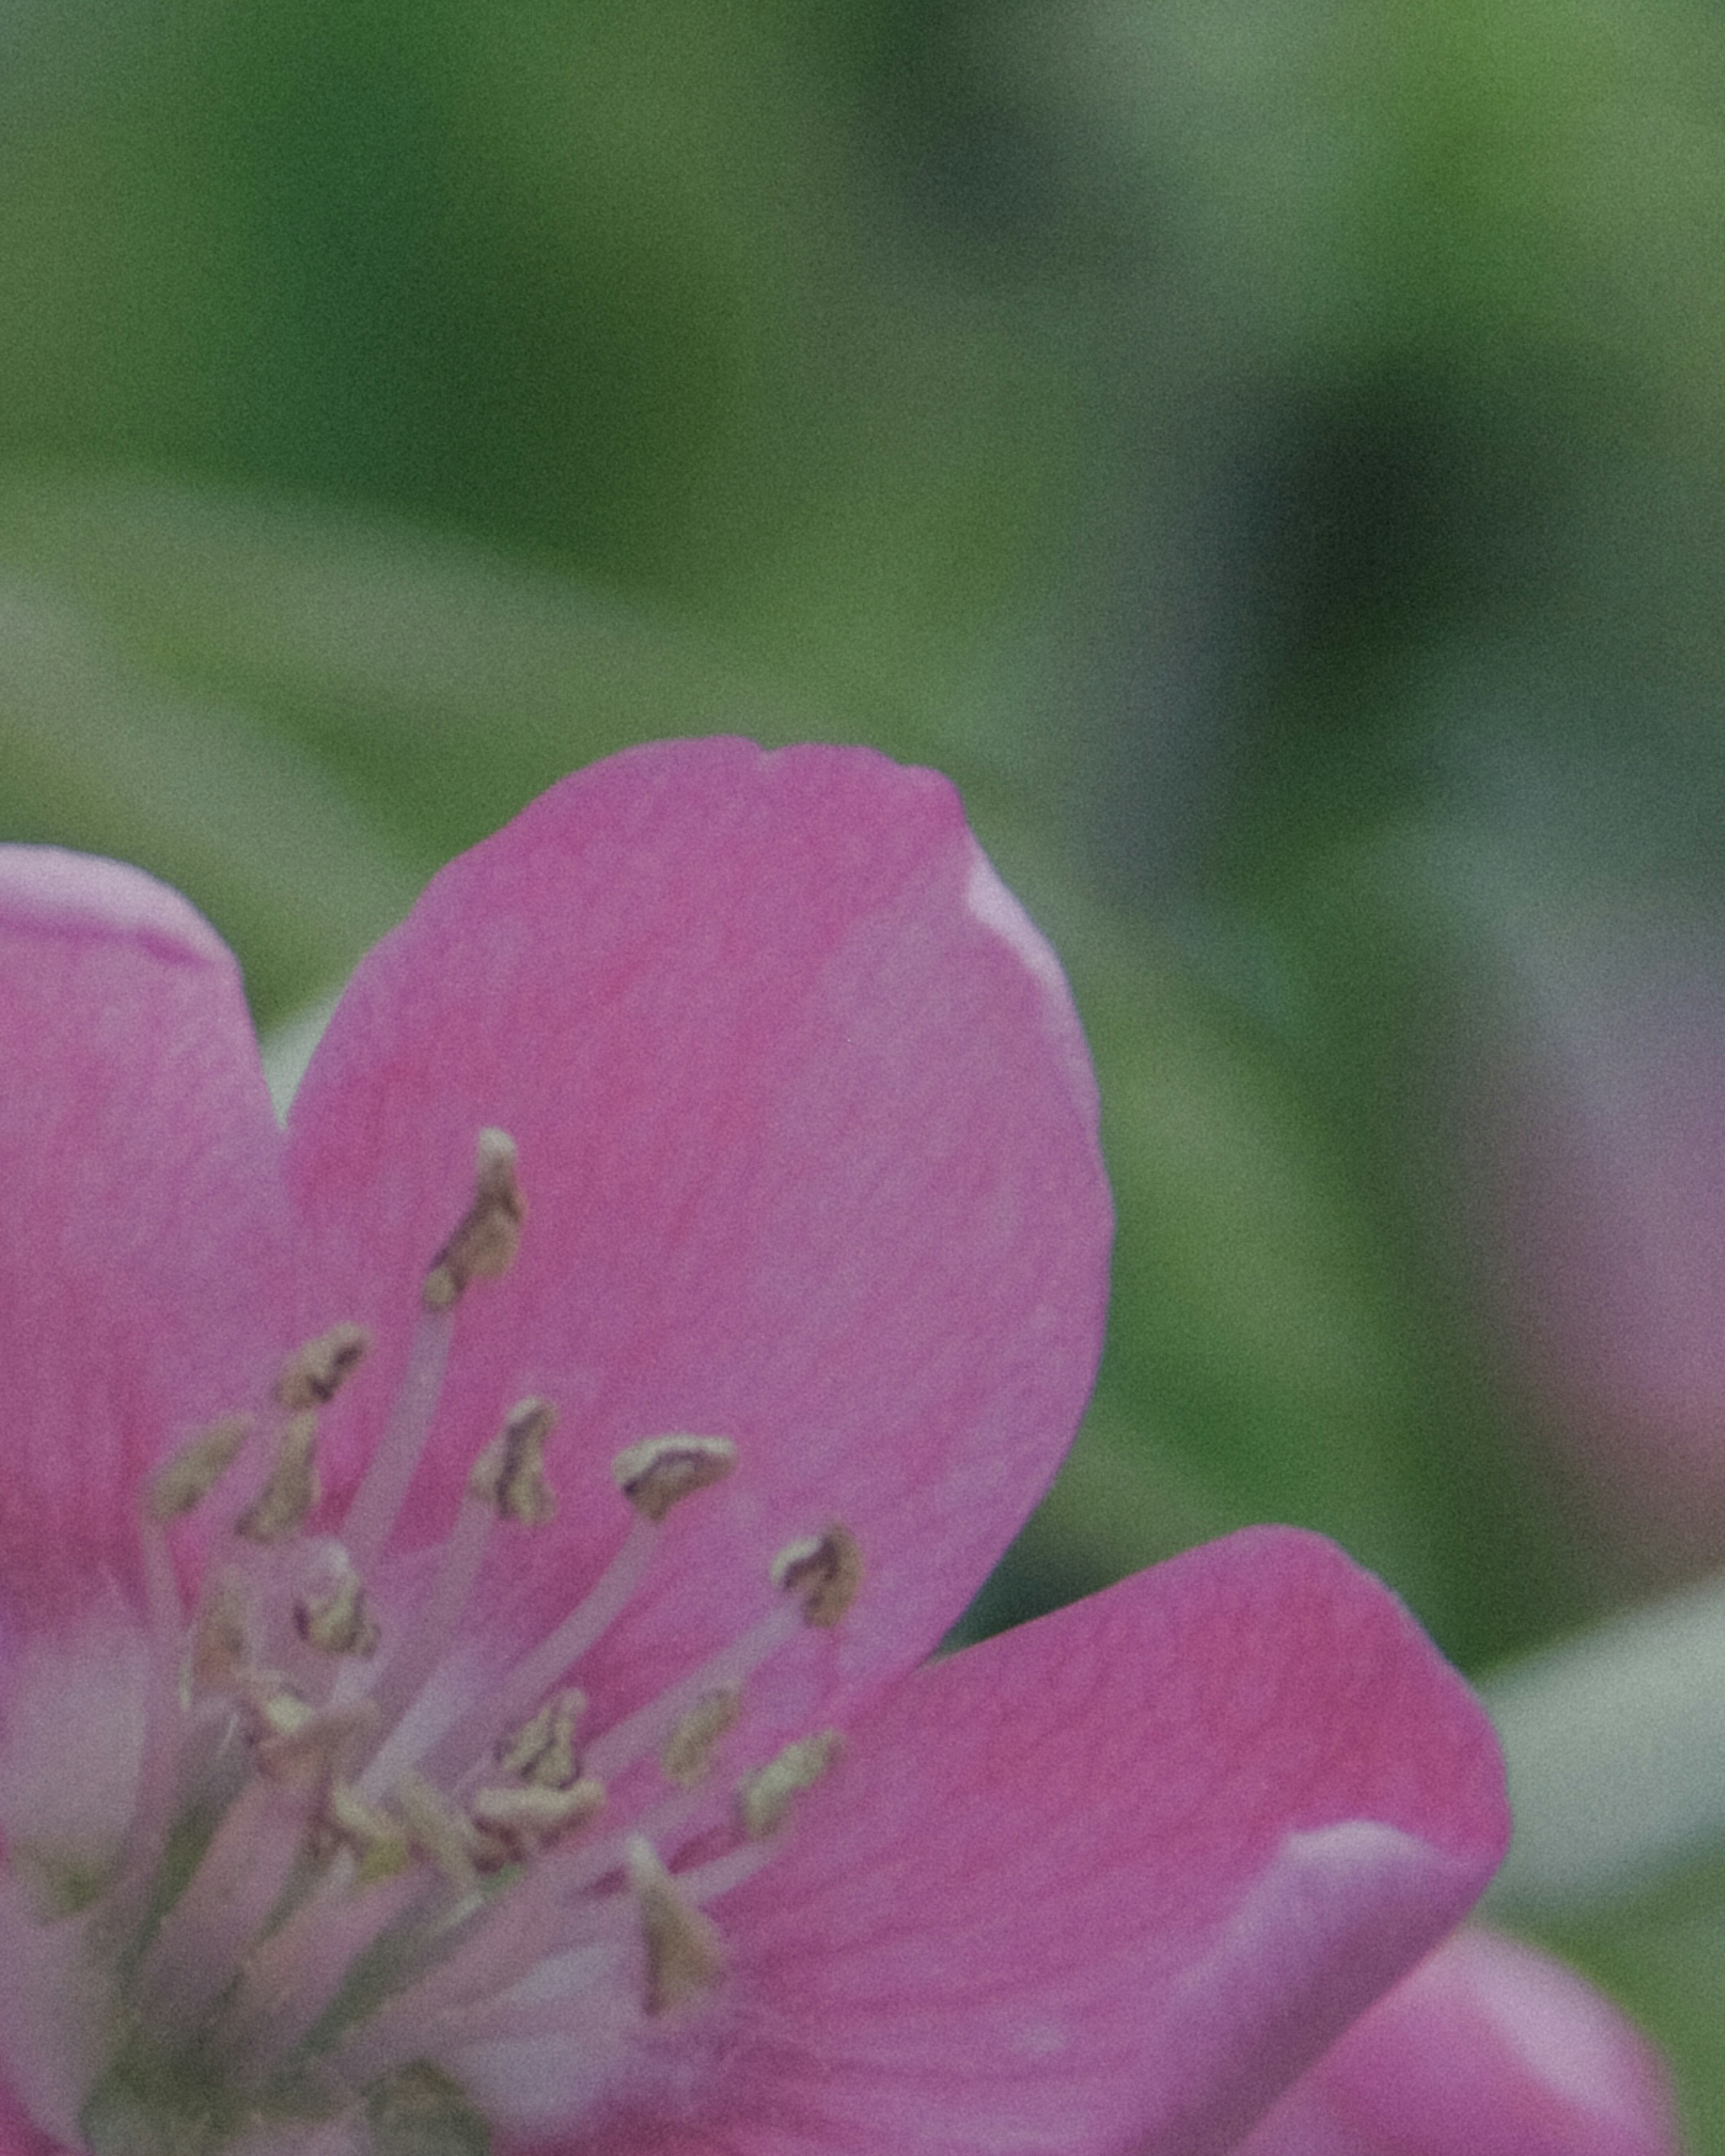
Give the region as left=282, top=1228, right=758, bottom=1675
left=0, top=1132, right=854, bottom=2156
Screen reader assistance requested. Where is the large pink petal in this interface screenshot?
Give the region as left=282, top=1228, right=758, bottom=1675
left=286, top=738, right=1110, bottom=1727
left=0, top=850, right=288, bottom=1613
left=1237, top=1929, right=1679, bottom=2156
left=580, top=1528, right=1508, bottom=2156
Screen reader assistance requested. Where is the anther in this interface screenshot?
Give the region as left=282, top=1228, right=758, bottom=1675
left=325, top=1780, right=399, bottom=1852
left=612, top=1434, right=738, bottom=1524
left=146, top=1414, right=251, bottom=1523
left=273, top=1322, right=371, bottom=1411
left=295, top=1557, right=380, bottom=1658
left=239, top=1679, right=315, bottom=1747
left=738, top=1731, right=844, bottom=1838
left=468, top=1778, right=606, bottom=1867
left=422, top=1128, right=525, bottom=1312
left=190, top=1574, right=250, bottom=1692
left=236, top=1413, right=321, bottom=1544
left=628, top=1837, right=725, bottom=2016
left=394, top=1773, right=482, bottom=1892
left=661, top=1690, right=741, bottom=1790
left=323, top=1784, right=411, bottom=1882
left=469, top=1398, right=557, bottom=1525
left=770, top=1521, right=863, bottom=1627
left=495, top=1690, right=585, bottom=1789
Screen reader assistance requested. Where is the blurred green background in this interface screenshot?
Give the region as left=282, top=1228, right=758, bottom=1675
left=3, top=0, right=1725, bottom=2139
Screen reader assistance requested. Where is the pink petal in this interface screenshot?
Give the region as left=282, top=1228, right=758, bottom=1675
left=1497, top=953, right=1725, bottom=1574
left=0, top=849, right=287, bottom=1612
left=1238, top=1928, right=1680, bottom=2156
left=285, top=739, right=1110, bottom=1727
left=581, top=1528, right=1508, bottom=2156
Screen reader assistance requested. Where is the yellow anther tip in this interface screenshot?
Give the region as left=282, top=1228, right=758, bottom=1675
left=422, top=1127, right=526, bottom=1308
left=273, top=1323, right=371, bottom=1412
left=469, top=1398, right=558, bottom=1524
left=738, top=1730, right=844, bottom=1838
left=770, top=1522, right=863, bottom=1628
left=613, top=1434, right=737, bottom=1524
left=628, top=1837, right=725, bottom=2016
left=146, top=1414, right=251, bottom=1523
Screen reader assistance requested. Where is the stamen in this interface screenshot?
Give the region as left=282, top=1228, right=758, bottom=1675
left=532, top=1786, right=712, bottom=1906
left=273, top=1323, right=371, bottom=1411
left=628, top=1837, right=724, bottom=2015
left=323, top=1783, right=410, bottom=1879
left=481, top=1699, right=578, bottom=1802
left=51, top=1129, right=856, bottom=2153
left=295, top=1551, right=380, bottom=1659
left=416, top=1513, right=659, bottom=1791
left=358, top=1400, right=559, bottom=1765
left=146, top=1414, right=251, bottom=1523
left=495, top=1689, right=585, bottom=1788
left=339, top=1304, right=453, bottom=1574
left=190, top=1572, right=250, bottom=1693
left=422, top=1129, right=525, bottom=1312
left=329, top=1856, right=576, bottom=2089
left=469, top=1777, right=606, bottom=1867
left=394, top=1772, right=482, bottom=1894
left=661, top=1690, right=740, bottom=1790
left=236, top=1675, right=315, bottom=1747
left=469, top=1398, right=557, bottom=1525
left=139, top=1773, right=319, bottom=2028
left=583, top=1601, right=799, bottom=1788
left=613, top=1434, right=737, bottom=1523
left=236, top=1412, right=321, bottom=1544
left=667, top=1836, right=778, bottom=1908
left=738, top=1731, right=843, bottom=1838
left=222, top=1860, right=419, bottom=2075
left=770, top=1521, right=863, bottom=1627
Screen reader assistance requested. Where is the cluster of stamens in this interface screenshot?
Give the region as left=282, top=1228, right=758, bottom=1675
left=21, top=1130, right=859, bottom=2156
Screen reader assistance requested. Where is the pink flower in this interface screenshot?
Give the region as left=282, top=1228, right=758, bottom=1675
left=1237, top=1928, right=1680, bottom=2156
left=1493, top=941, right=1725, bottom=1578
left=0, top=738, right=1507, bottom=2155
